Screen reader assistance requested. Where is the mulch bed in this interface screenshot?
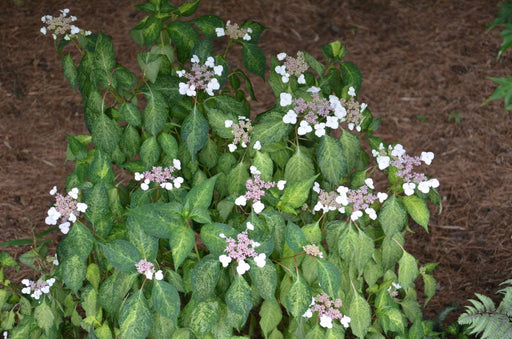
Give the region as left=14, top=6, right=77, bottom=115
left=1, top=0, right=511, bottom=327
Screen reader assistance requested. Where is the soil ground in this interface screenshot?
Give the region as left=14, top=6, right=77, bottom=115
left=1, top=0, right=512, bottom=329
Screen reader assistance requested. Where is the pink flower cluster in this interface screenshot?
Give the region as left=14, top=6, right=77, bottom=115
left=45, top=186, right=88, bottom=234
left=303, top=292, right=351, bottom=329
left=303, top=244, right=323, bottom=258
left=218, top=222, right=266, bottom=275
left=178, top=55, right=223, bottom=96
left=21, top=277, right=56, bottom=300
left=225, top=117, right=261, bottom=152
left=135, top=259, right=163, bottom=280
left=134, top=160, right=183, bottom=191
left=216, top=21, right=253, bottom=41
left=235, top=166, right=284, bottom=214
left=40, top=9, right=91, bottom=40
left=275, top=51, right=309, bottom=84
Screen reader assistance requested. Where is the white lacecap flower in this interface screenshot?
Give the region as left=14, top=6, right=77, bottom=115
left=69, top=187, right=79, bottom=199
left=297, top=74, right=306, bottom=84
left=364, top=178, right=374, bottom=189
left=70, top=25, right=80, bottom=34
left=154, top=270, right=163, bottom=281
left=236, top=260, right=250, bottom=275
left=246, top=222, right=254, bottom=231
left=191, top=55, right=200, bottom=63
left=173, top=159, right=181, bottom=169
left=392, top=282, right=402, bottom=289
left=302, top=308, right=313, bottom=318
left=145, top=271, right=153, bottom=280
left=340, top=315, right=351, bottom=328
left=3, top=330, right=8, bottom=339
left=277, top=52, right=287, bottom=61
left=308, top=86, right=321, bottom=93
left=219, top=233, right=226, bottom=239
left=417, top=181, right=430, bottom=194
left=225, top=119, right=233, bottom=128
left=277, top=180, right=286, bottom=190
left=241, top=141, right=247, bottom=148
left=275, top=65, right=286, bottom=75
left=403, top=182, right=416, bottom=196
left=252, top=200, right=265, bottom=214
left=141, top=182, right=149, bottom=191
left=320, top=315, right=333, bottom=329
left=178, top=82, right=189, bottom=95
left=377, top=192, right=388, bottom=203
left=134, top=172, right=144, bottom=181
left=49, top=186, right=57, bottom=195
left=243, top=33, right=251, bottom=41
left=365, top=208, right=377, bottom=220
left=215, top=27, right=225, bottom=37
left=360, top=103, right=368, bottom=112
left=420, top=151, right=435, bottom=165
left=314, top=122, right=326, bottom=137
left=219, top=254, right=232, bottom=267
left=173, top=177, right=184, bottom=188
left=76, top=202, right=87, bottom=213
left=176, top=70, right=186, bottom=77
left=235, top=195, right=247, bottom=206
left=68, top=213, right=76, bottom=223
left=351, top=210, right=363, bottom=221
left=214, top=65, right=223, bottom=76
left=297, top=120, right=312, bottom=135
left=53, top=254, right=59, bottom=266
left=377, top=155, right=391, bottom=170
left=313, top=181, right=321, bottom=194
left=228, top=144, right=237, bottom=152
left=254, top=253, right=266, bottom=267
left=250, top=166, right=261, bottom=175
left=280, top=92, right=292, bottom=107
left=205, top=56, right=215, bottom=68
left=283, top=110, right=297, bottom=124
left=391, top=144, right=406, bottom=158
left=348, top=86, right=356, bottom=97
left=253, top=140, right=261, bottom=150
left=281, top=74, right=290, bottom=83
left=64, top=35, right=71, bottom=41
left=325, top=116, right=339, bottom=129
left=59, top=222, right=70, bottom=234
left=429, top=178, right=440, bottom=188
left=251, top=241, right=260, bottom=248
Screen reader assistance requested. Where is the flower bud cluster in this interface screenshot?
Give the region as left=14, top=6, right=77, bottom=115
left=234, top=166, right=285, bottom=214
left=21, top=277, right=56, bottom=300
left=134, top=160, right=183, bottom=191
left=225, top=117, right=261, bottom=152
left=135, top=259, right=163, bottom=280
left=372, top=143, right=439, bottom=196
left=45, top=186, right=88, bottom=234
left=387, top=281, right=402, bottom=297
left=313, top=179, right=387, bottom=221
left=216, top=21, right=253, bottom=41
left=275, top=51, right=309, bottom=84
left=280, top=86, right=367, bottom=136
left=218, top=222, right=266, bottom=275
left=302, top=292, right=351, bottom=329
left=40, top=9, right=91, bottom=40
left=178, top=55, right=223, bottom=97
left=303, top=244, right=323, bottom=258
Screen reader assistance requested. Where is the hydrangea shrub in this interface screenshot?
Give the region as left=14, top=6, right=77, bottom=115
left=0, top=1, right=442, bottom=338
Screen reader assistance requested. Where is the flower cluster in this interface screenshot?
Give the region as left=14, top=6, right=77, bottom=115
left=280, top=86, right=367, bottom=137
left=303, top=244, right=323, bottom=258
left=372, top=143, right=439, bottom=196
left=235, top=166, right=285, bottom=214
left=218, top=222, right=266, bottom=275
left=135, top=259, right=163, bottom=280
left=134, top=160, right=183, bottom=191
left=216, top=21, right=252, bottom=41
left=177, top=55, right=223, bottom=96
left=275, top=51, right=309, bottom=84
left=21, top=277, right=56, bottom=300
left=45, top=186, right=87, bottom=234
left=313, top=179, right=388, bottom=221
left=303, top=292, right=351, bottom=329
left=225, top=117, right=261, bottom=152
left=387, top=282, right=402, bottom=298
left=40, top=9, right=91, bottom=40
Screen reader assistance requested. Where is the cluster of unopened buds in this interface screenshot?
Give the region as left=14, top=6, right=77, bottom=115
left=225, top=117, right=261, bottom=152
left=303, top=292, right=351, bottom=329
left=216, top=20, right=252, bottom=41
left=177, top=55, right=223, bottom=96
left=218, top=222, right=266, bottom=275
left=135, top=259, right=163, bottom=280
left=45, top=186, right=87, bottom=234
left=313, top=179, right=388, bottom=221
left=387, top=282, right=402, bottom=298
left=134, top=160, right=183, bottom=191
left=280, top=86, right=367, bottom=137
left=21, top=277, right=56, bottom=300
left=372, top=143, right=439, bottom=196
left=275, top=51, right=308, bottom=84
left=303, top=244, right=324, bottom=258
left=235, top=166, right=285, bottom=214
left=40, top=9, right=91, bottom=40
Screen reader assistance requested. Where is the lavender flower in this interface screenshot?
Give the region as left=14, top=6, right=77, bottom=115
left=40, top=9, right=91, bottom=41
left=45, top=186, right=87, bottom=234
left=303, top=244, right=323, bottom=258
left=225, top=117, right=255, bottom=152
left=21, top=277, right=56, bottom=300
left=274, top=51, right=309, bottom=83
left=135, top=259, right=163, bottom=280
left=178, top=55, right=223, bottom=97
left=217, top=20, right=253, bottom=41
left=134, top=160, right=183, bottom=191
left=235, top=167, right=275, bottom=214
left=302, top=292, right=351, bottom=329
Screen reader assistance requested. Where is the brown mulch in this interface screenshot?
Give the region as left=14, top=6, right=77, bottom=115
left=1, top=0, right=511, bottom=328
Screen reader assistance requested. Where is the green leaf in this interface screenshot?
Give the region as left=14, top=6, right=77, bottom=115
left=253, top=151, right=273, bottom=182
left=303, top=51, right=326, bottom=76
left=249, top=258, right=277, bottom=300
left=95, top=32, right=115, bottom=72
left=86, top=263, right=100, bottom=291
left=84, top=182, right=109, bottom=224
left=181, top=105, right=209, bottom=160
left=379, top=195, right=407, bottom=236
left=92, top=113, right=119, bottom=155
left=226, top=274, right=253, bottom=321
left=34, top=300, right=55, bottom=334
left=120, top=125, right=141, bottom=158
left=284, top=275, right=312, bottom=317
left=284, top=146, right=315, bottom=183
left=200, top=223, right=238, bottom=256
left=285, top=222, right=308, bottom=253
left=119, top=102, right=142, bottom=127
left=192, top=14, right=224, bottom=36
left=242, top=43, right=266, bottom=79
left=321, top=40, right=345, bottom=61
left=100, top=240, right=141, bottom=272
left=305, top=326, right=325, bottom=339
left=88, top=150, right=114, bottom=184
left=175, top=0, right=200, bottom=16
left=57, top=221, right=94, bottom=261
left=166, top=21, right=200, bottom=63
left=205, top=107, right=236, bottom=139
left=130, top=16, right=162, bottom=48
left=182, top=174, right=218, bottom=217
left=169, top=225, right=195, bottom=269
left=149, top=312, right=176, bottom=339
left=382, top=233, right=404, bottom=272
left=62, top=54, right=78, bottom=88
left=422, top=273, right=437, bottom=306
left=152, top=280, right=180, bottom=322
left=340, top=62, right=362, bottom=93
left=259, top=300, right=282, bottom=338
left=61, top=254, right=86, bottom=293
left=99, top=271, right=138, bottom=316
left=158, top=133, right=179, bottom=158
left=401, top=195, right=430, bottom=231
left=144, top=91, right=168, bottom=135
left=128, top=202, right=184, bottom=239
left=340, top=130, right=361, bottom=171
left=348, top=291, right=371, bottom=338
left=398, top=250, right=419, bottom=289
left=198, top=138, right=218, bottom=169
left=119, top=290, right=152, bottom=339
left=192, top=255, right=221, bottom=301
left=189, top=299, right=219, bottom=338
left=228, top=162, right=249, bottom=195
left=317, top=259, right=341, bottom=298
left=127, top=217, right=158, bottom=262
left=137, top=52, right=162, bottom=83
left=251, top=111, right=291, bottom=147
left=140, top=136, right=161, bottom=169
left=279, top=175, right=317, bottom=209
left=317, top=135, right=347, bottom=185
left=485, top=76, right=512, bottom=110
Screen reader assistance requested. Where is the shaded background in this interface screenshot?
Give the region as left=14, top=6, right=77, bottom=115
left=1, top=0, right=512, bottom=325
